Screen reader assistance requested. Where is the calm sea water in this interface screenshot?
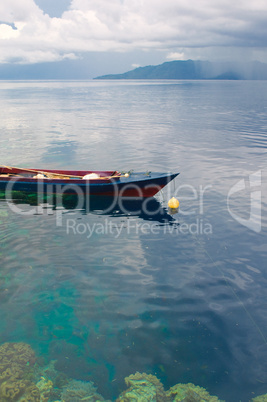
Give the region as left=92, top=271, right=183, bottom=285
left=0, top=80, right=267, bottom=401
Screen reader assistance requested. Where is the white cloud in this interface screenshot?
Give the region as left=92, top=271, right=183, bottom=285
left=0, top=0, right=267, bottom=64
left=0, top=24, right=20, bottom=39
left=167, top=52, right=185, bottom=61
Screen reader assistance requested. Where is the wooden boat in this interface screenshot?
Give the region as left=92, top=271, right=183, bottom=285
left=0, top=166, right=179, bottom=198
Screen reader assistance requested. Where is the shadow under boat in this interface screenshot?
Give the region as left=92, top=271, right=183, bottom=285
left=1, top=191, right=177, bottom=224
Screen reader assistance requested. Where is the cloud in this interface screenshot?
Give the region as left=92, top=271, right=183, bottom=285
left=0, top=0, right=267, bottom=64
left=167, top=52, right=185, bottom=61
left=0, top=24, right=19, bottom=40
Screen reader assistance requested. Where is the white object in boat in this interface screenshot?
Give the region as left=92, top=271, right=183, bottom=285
left=82, top=173, right=100, bottom=180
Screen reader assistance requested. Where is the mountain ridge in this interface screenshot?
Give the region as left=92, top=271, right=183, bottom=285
left=94, top=59, right=267, bottom=80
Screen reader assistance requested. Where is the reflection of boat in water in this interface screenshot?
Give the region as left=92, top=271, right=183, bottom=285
left=1, top=190, right=176, bottom=224
left=64, top=194, right=176, bottom=223
left=0, top=166, right=179, bottom=198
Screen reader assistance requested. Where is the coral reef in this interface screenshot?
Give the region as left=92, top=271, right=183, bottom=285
left=32, top=359, right=69, bottom=394
left=0, top=342, right=39, bottom=402
left=0, top=342, right=36, bottom=380
left=116, top=372, right=168, bottom=402
left=1, top=341, right=264, bottom=401
left=36, top=377, right=53, bottom=402
left=166, top=383, right=224, bottom=402
left=60, top=379, right=106, bottom=401
left=251, top=395, right=267, bottom=402
left=18, top=383, right=40, bottom=402
left=0, top=379, right=40, bottom=401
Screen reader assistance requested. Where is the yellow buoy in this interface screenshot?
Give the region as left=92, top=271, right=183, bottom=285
left=124, top=173, right=130, bottom=178
left=168, top=197, right=179, bottom=209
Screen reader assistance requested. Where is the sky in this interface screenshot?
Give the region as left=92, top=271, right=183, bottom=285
left=0, top=0, right=267, bottom=78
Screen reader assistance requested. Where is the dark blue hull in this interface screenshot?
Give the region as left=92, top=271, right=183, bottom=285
left=0, top=171, right=179, bottom=198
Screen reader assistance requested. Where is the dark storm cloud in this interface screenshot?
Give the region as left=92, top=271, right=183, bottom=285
left=0, top=0, right=267, bottom=64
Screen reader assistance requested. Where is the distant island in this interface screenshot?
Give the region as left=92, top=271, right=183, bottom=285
left=94, top=59, right=267, bottom=80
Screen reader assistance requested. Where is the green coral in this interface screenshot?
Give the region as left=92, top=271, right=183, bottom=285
left=0, top=342, right=39, bottom=402
left=0, top=379, right=40, bottom=401
left=166, top=383, right=224, bottom=402
left=251, top=395, right=267, bottom=402
left=0, top=342, right=36, bottom=387
left=61, top=379, right=106, bottom=401
left=0, top=365, right=22, bottom=382
left=36, top=377, right=53, bottom=402
left=0, top=343, right=36, bottom=374
left=116, top=372, right=168, bottom=402
left=18, top=383, right=40, bottom=402
left=0, top=380, right=27, bottom=400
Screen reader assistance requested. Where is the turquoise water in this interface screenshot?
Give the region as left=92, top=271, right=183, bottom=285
left=0, top=80, right=267, bottom=401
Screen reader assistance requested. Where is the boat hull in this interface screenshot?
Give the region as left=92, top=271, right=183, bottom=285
left=0, top=169, right=179, bottom=198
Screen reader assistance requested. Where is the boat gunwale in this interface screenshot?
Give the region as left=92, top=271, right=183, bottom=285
left=0, top=168, right=121, bottom=183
